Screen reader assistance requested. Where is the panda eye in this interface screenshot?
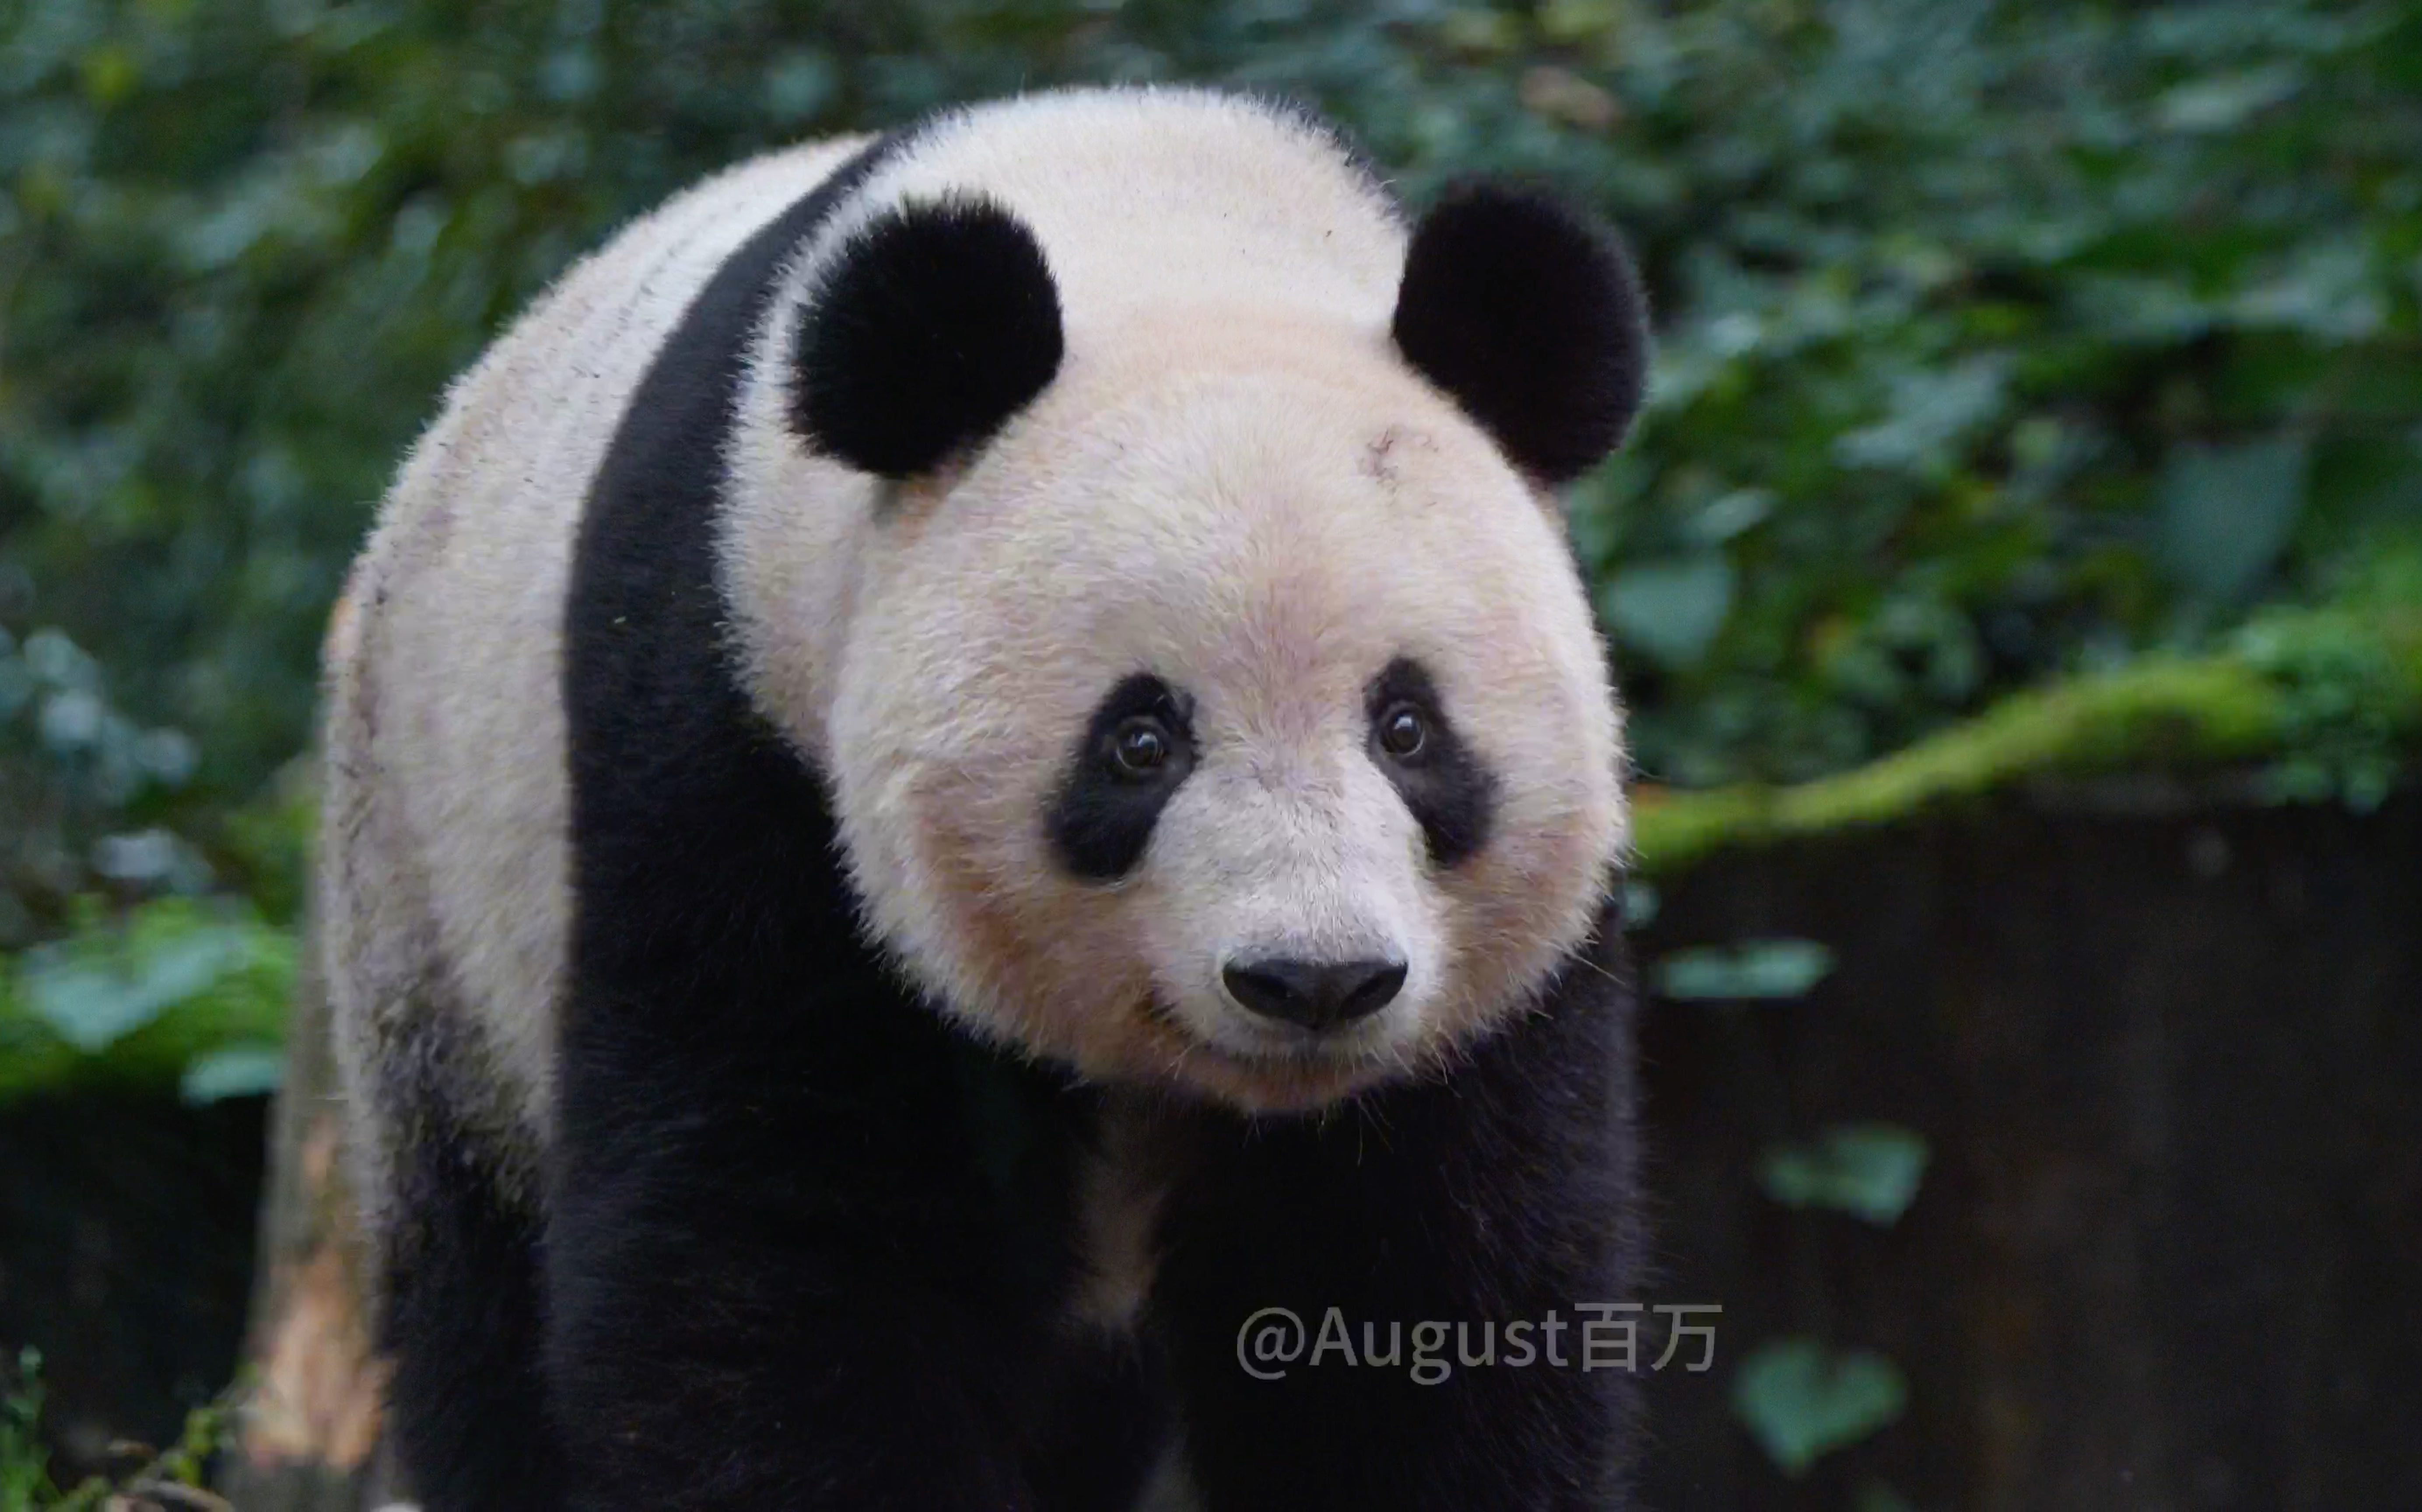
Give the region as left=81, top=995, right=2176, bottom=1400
left=1108, top=716, right=1174, bottom=778
left=1377, top=703, right=1428, bottom=760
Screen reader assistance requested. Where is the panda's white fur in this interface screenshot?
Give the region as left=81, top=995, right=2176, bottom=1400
left=322, top=84, right=1647, bottom=1511
left=804, top=334, right=1621, bottom=1111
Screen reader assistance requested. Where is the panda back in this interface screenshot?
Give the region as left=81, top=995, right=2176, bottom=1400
left=323, top=134, right=873, bottom=1167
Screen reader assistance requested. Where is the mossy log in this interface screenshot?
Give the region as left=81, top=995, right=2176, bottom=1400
left=1632, top=607, right=2422, bottom=878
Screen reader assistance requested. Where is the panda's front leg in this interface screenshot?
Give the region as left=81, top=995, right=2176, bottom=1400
left=1151, top=931, right=1642, bottom=1511
left=540, top=998, right=1059, bottom=1511
left=541, top=1169, right=1035, bottom=1508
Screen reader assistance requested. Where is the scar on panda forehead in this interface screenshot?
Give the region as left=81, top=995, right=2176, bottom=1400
left=1361, top=426, right=1437, bottom=491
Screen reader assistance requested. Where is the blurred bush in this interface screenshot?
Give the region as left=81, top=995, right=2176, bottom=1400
left=1, top=0, right=2417, bottom=935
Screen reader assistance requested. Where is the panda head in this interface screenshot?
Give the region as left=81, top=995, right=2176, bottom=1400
left=796, top=181, right=1646, bottom=1114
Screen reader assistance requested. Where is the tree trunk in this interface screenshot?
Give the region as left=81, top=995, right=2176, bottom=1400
left=216, top=907, right=402, bottom=1511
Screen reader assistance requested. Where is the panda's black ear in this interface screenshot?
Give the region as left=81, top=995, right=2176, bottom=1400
left=791, top=195, right=1064, bottom=480
left=1392, top=182, right=1649, bottom=487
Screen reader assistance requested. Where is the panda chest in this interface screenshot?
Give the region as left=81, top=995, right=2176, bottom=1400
left=1067, top=1096, right=1172, bottom=1337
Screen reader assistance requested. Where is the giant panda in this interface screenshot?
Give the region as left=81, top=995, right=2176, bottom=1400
left=319, top=84, right=1651, bottom=1512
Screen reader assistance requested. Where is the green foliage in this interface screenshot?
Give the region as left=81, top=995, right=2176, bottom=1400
left=178, top=1039, right=286, bottom=1103
left=0, top=625, right=203, bottom=948
left=1601, top=553, right=1735, bottom=668
left=1761, top=1122, right=1930, bottom=1225
left=4, top=0, right=2418, bottom=862
left=1732, top=1336, right=1909, bottom=1477
left=2158, top=436, right=2310, bottom=617
left=2, top=1349, right=231, bottom=1511
left=1654, top=937, right=1836, bottom=1000
left=1631, top=598, right=2422, bottom=874
left=0, top=896, right=293, bottom=1105
left=1548, top=0, right=2422, bottom=788
left=1, top=1351, right=52, bottom=1512
left=2236, top=594, right=2419, bottom=810
left=22, top=903, right=266, bottom=1052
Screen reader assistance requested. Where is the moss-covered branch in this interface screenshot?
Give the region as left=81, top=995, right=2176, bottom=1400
left=1632, top=607, right=2422, bottom=878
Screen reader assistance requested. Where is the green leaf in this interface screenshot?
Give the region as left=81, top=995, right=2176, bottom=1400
left=19, top=925, right=255, bottom=1054
left=1655, top=939, right=1835, bottom=1001
left=1834, top=358, right=2009, bottom=476
left=1601, top=555, right=1735, bottom=668
left=1620, top=878, right=1661, bottom=931
left=179, top=1043, right=287, bottom=1105
left=2157, top=435, right=2307, bottom=610
left=1684, top=488, right=1774, bottom=546
left=1761, top=1124, right=1930, bottom=1225
left=2, top=900, right=296, bottom=1106
left=2231, top=244, right=2387, bottom=342
left=2155, top=65, right=2302, bottom=133
left=763, top=50, right=839, bottom=122
left=1732, top=1337, right=1908, bottom=1477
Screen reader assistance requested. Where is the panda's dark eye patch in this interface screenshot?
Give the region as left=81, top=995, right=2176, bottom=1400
left=1048, top=674, right=1196, bottom=882
left=1367, top=658, right=1496, bottom=868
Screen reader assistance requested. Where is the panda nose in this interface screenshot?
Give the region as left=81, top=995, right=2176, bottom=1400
left=1222, top=957, right=1408, bottom=1032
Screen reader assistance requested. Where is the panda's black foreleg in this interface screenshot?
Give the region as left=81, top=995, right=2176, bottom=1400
left=1151, top=924, right=1643, bottom=1511
left=539, top=994, right=1087, bottom=1511
left=377, top=1071, right=568, bottom=1511
left=541, top=1183, right=1039, bottom=1508
left=1024, top=1332, right=1171, bottom=1512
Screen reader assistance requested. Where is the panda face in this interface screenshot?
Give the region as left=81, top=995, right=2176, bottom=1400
left=825, top=309, right=1623, bottom=1113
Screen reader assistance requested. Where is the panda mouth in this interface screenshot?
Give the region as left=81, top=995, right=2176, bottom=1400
left=1137, top=993, right=1392, bottom=1079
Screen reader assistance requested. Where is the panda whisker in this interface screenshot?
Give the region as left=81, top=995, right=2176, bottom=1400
left=1571, top=952, right=1626, bottom=987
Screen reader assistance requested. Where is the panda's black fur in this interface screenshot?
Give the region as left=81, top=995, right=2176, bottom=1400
left=343, top=92, right=1647, bottom=1511
left=1393, top=181, right=1652, bottom=487
left=551, top=125, right=1157, bottom=1508
left=792, top=192, right=1066, bottom=479
left=375, top=1005, right=564, bottom=1508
